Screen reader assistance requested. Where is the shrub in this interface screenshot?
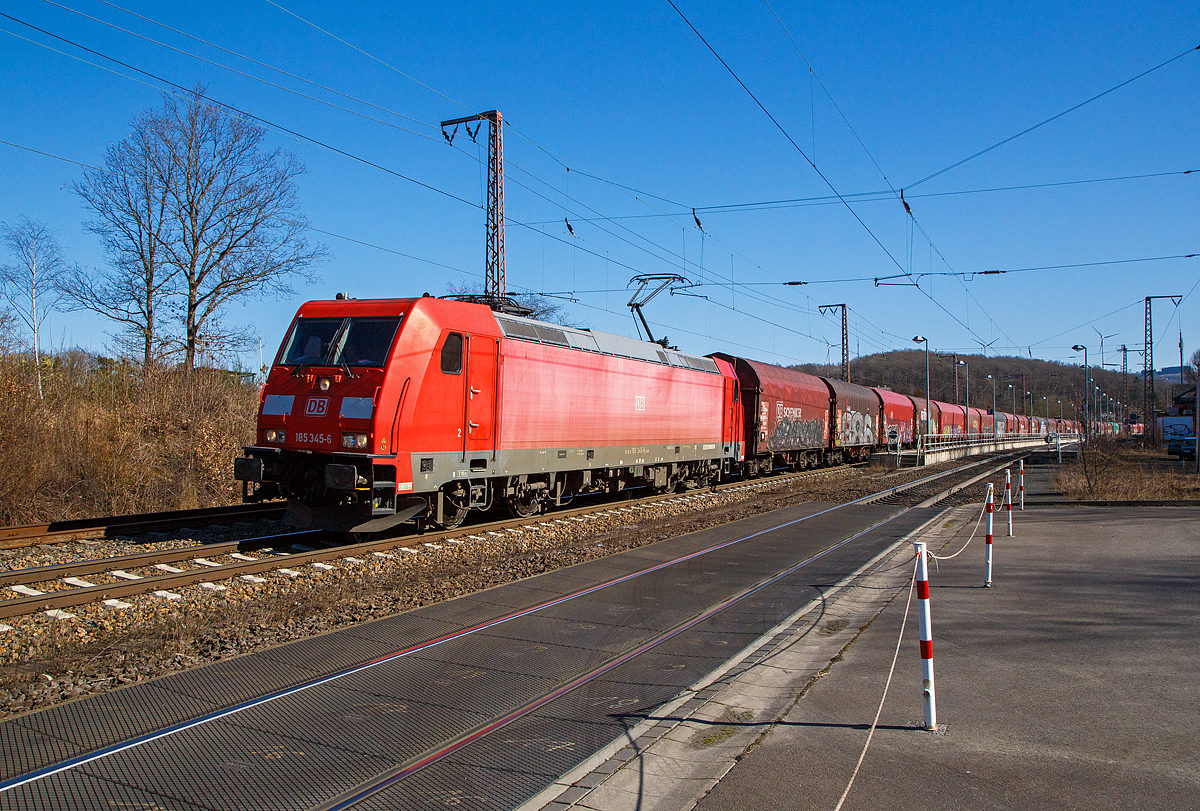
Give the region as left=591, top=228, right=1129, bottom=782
left=0, top=351, right=258, bottom=524
left=1054, top=439, right=1200, bottom=500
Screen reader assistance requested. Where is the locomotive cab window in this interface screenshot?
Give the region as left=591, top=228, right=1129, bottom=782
left=337, top=317, right=402, bottom=367
left=280, top=316, right=402, bottom=368
left=280, top=317, right=343, bottom=366
left=441, top=332, right=463, bottom=374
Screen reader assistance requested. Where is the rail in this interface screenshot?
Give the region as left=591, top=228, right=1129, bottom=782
left=0, top=502, right=287, bottom=550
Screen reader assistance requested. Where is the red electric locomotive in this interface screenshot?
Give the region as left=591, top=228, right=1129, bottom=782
left=236, top=296, right=743, bottom=532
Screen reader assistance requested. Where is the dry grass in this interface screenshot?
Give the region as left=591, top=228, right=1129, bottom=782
left=1054, top=439, right=1200, bottom=500
left=0, top=351, right=259, bottom=525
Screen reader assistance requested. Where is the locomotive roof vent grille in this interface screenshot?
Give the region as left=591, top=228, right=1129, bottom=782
left=501, top=320, right=539, bottom=339
left=533, top=326, right=569, bottom=345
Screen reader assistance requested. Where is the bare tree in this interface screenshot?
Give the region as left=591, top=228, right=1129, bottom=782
left=67, top=109, right=176, bottom=367
left=0, top=217, right=70, bottom=398
left=159, top=89, right=323, bottom=371
left=71, top=87, right=324, bottom=371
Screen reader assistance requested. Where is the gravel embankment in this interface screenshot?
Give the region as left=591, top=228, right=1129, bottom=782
left=0, top=460, right=1006, bottom=719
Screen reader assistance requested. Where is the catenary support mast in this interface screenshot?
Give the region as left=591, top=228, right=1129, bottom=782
left=1144, top=295, right=1181, bottom=444
left=820, top=304, right=849, bottom=381
left=442, top=110, right=506, bottom=302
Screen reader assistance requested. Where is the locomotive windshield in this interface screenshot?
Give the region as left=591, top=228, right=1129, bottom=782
left=279, top=316, right=402, bottom=368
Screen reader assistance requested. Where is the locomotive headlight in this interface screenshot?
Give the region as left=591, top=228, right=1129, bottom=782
left=318, top=377, right=332, bottom=391
left=266, top=428, right=285, bottom=443
left=341, top=432, right=369, bottom=449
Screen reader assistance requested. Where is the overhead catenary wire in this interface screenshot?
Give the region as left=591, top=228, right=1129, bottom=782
left=262, top=0, right=472, bottom=114
left=0, top=13, right=479, bottom=210
left=906, top=44, right=1200, bottom=189
left=665, top=0, right=912, bottom=283
left=42, top=0, right=443, bottom=141
left=523, top=170, right=1199, bottom=222
left=78, top=0, right=834, bottom=344
left=306, top=224, right=818, bottom=360
left=66, top=0, right=806, bottom=317
left=757, top=1, right=1199, bottom=360
left=21, top=5, right=744, bottom=310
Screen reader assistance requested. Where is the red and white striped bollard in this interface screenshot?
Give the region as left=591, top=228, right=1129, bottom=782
left=914, top=541, right=937, bottom=730
left=985, top=482, right=994, bottom=587
left=1019, top=459, right=1025, bottom=511
left=1005, top=469, right=1013, bottom=536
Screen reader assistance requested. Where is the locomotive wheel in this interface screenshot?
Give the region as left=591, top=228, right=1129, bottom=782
left=505, top=491, right=541, bottom=518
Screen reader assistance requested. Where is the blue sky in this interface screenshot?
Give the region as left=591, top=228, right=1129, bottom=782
left=1, top=0, right=1197, bottom=377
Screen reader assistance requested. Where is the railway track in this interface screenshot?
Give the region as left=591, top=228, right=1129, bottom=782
left=0, top=501, right=287, bottom=550
left=0, top=456, right=1019, bottom=624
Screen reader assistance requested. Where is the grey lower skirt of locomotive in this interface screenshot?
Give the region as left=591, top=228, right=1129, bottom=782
left=235, top=444, right=737, bottom=534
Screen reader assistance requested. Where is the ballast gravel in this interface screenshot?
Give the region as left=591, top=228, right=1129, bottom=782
left=0, top=461, right=1000, bottom=719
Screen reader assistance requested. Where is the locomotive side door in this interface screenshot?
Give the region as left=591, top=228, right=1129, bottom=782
left=463, top=334, right=498, bottom=460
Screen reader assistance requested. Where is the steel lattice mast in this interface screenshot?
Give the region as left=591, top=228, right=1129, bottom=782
left=1144, top=295, right=1182, bottom=444
left=820, top=304, right=849, bottom=381
left=1145, top=300, right=1152, bottom=440
left=1120, top=344, right=1128, bottom=421
left=441, top=110, right=506, bottom=301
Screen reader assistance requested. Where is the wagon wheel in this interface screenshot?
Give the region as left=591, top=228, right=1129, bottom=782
left=505, top=489, right=542, bottom=518
left=438, top=487, right=470, bottom=529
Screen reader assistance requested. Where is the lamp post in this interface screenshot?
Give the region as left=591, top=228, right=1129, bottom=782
left=1026, top=391, right=1032, bottom=419
left=1072, top=344, right=1088, bottom=438
left=913, top=336, right=930, bottom=453
left=987, top=374, right=997, bottom=437
left=1008, top=383, right=1015, bottom=416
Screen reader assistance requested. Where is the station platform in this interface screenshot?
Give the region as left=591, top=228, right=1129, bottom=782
left=535, top=471, right=1200, bottom=810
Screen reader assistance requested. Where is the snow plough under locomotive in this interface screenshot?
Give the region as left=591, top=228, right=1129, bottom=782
left=235, top=295, right=1066, bottom=532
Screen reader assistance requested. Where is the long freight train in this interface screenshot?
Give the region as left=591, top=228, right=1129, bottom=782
left=235, top=296, right=1074, bottom=532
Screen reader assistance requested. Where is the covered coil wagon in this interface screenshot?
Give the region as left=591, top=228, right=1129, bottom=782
left=824, top=378, right=881, bottom=458
left=874, top=388, right=915, bottom=445
left=712, top=354, right=830, bottom=473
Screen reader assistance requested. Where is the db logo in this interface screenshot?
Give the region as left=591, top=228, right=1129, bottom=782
left=305, top=397, right=329, bottom=417
left=634, top=395, right=646, bottom=412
